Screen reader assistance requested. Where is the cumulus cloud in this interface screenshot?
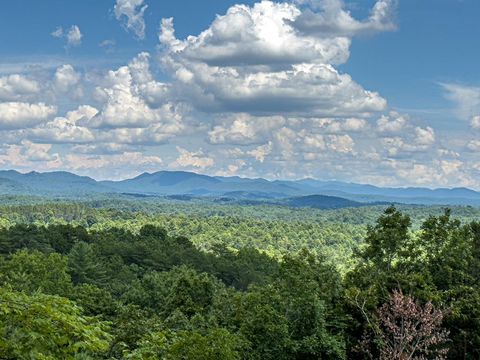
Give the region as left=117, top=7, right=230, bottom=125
left=0, top=74, right=40, bottom=101
left=51, top=25, right=83, bottom=47
left=470, top=115, right=480, bottom=129
left=0, top=140, right=60, bottom=169
left=381, top=126, right=436, bottom=157
left=308, top=117, right=367, bottom=133
left=171, top=146, right=214, bottom=169
left=114, top=0, right=148, bottom=39
left=208, top=114, right=285, bottom=145
left=28, top=105, right=97, bottom=144
left=414, top=126, right=435, bottom=146
left=159, top=1, right=387, bottom=116
left=87, top=53, right=183, bottom=132
left=0, top=102, right=57, bottom=130
left=53, top=64, right=83, bottom=98
left=247, top=142, right=273, bottom=162
left=376, top=111, right=408, bottom=133
left=67, top=26, right=83, bottom=46
left=292, top=0, right=397, bottom=37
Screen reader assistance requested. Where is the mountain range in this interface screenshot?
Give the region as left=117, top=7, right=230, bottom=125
left=0, top=169, right=479, bottom=207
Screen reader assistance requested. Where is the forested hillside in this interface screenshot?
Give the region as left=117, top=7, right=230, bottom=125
left=0, top=201, right=479, bottom=358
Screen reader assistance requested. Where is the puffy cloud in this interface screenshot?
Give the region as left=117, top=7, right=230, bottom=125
left=0, top=102, right=57, bottom=130
left=309, top=117, right=367, bottom=133
left=66, top=25, right=83, bottom=46
left=53, top=64, right=83, bottom=98
left=471, top=115, right=480, bottom=129
left=0, top=140, right=60, bottom=169
left=381, top=127, right=436, bottom=157
left=171, top=146, right=214, bottom=169
left=376, top=112, right=435, bottom=156
left=390, top=159, right=470, bottom=187
left=292, top=0, right=397, bottom=37
left=165, top=62, right=386, bottom=116
left=376, top=111, right=407, bottom=133
left=414, top=126, right=435, bottom=146
left=114, top=0, right=148, bottom=39
left=28, top=105, right=97, bottom=144
left=160, top=2, right=350, bottom=67
left=327, top=134, right=355, bottom=153
left=247, top=142, right=273, bottom=162
left=208, top=114, right=285, bottom=145
left=87, top=53, right=182, bottom=130
left=52, top=26, right=83, bottom=47
left=0, top=74, right=40, bottom=101
left=159, top=1, right=387, bottom=116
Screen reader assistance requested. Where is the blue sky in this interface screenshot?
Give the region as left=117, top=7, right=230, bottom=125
left=0, top=0, right=479, bottom=188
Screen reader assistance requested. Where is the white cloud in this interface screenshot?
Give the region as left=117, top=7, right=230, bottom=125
left=0, top=102, right=57, bottom=130
left=51, top=27, right=63, bottom=38
left=51, top=25, right=83, bottom=47
left=54, top=64, right=83, bottom=98
left=414, top=126, right=435, bottom=146
left=467, top=140, right=480, bottom=151
left=67, top=25, right=83, bottom=46
left=87, top=53, right=182, bottom=130
left=0, top=74, right=40, bottom=101
left=309, top=117, right=367, bottom=133
left=209, top=114, right=285, bottom=145
left=171, top=146, right=214, bottom=169
left=159, top=1, right=387, bottom=116
left=28, top=105, right=97, bottom=144
left=247, top=142, right=273, bottom=162
left=471, top=115, right=480, bottom=129
left=327, top=134, right=355, bottom=153
left=292, top=0, right=397, bottom=37
left=0, top=140, right=60, bottom=169
left=377, top=111, right=407, bottom=133
left=442, top=83, right=480, bottom=120
left=381, top=126, right=436, bottom=157
left=114, top=0, right=148, bottom=39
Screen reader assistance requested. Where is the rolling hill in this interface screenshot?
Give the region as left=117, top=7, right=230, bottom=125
left=0, top=169, right=480, bottom=206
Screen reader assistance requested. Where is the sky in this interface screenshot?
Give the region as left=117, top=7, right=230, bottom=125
left=1, top=0, right=480, bottom=188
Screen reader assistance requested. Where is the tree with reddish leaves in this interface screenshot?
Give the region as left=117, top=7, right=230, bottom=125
left=361, top=290, right=449, bottom=360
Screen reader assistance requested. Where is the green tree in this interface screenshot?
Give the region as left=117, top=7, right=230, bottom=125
left=68, top=241, right=106, bottom=285
left=0, top=287, right=111, bottom=359
left=0, top=249, right=72, bottom=295
left=128, top=328, right=244, bottom=360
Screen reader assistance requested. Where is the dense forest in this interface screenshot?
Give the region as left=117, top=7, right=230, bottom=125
left=0, top=201, right=479, bottom=358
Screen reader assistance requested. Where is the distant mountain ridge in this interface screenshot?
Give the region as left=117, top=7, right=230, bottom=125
left=1, top=169, right=480, bottom=206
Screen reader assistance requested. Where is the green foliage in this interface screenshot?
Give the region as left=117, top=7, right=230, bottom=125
left=0, top=249, right=72, bottom=295
left=122, top=266, right=224, bottom=319
left=68, top=241, right=106, bottom=285
left=0, top=287, right=111, bottom=359
left=0, top=200, right=479, bottom=358
left=127, top=328, right=245, bottom=360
